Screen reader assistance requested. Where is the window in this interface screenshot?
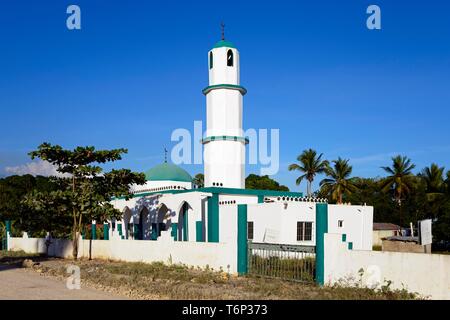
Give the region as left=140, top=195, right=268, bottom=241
left=297, top=221, right=313, bottom=241
left=247, top=221, right=254, bottom=240
left=227, top=49, right=234, bottom=66
left=209, top=52, right=213, bottom=69
left=338, top=220, right=344, bottom=228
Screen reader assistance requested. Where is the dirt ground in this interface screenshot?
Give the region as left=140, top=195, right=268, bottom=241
left=0, top=264, right=127, bottom=300
left=0, top=251, right=420, bottom=300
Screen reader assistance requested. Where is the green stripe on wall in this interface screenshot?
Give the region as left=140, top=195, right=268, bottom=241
left=183, top=204, right=188, bottom=241
left=91, top=224, right=97, bottom=240
left=315, top=203, right=328, bottom=286
left=207, top=193, right=219, bottom=242
left=171, top=223, right=178, bottom=241
left=103, top=224, right=109, bottom=240
left=237, top=204, right=248, bottom=275
left=196, top=221, right=204, bottom=242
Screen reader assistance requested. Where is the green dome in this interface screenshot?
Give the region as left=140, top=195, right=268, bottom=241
left=213, top=40, right=236, bottom=49
left=144, top=163, right=192, bottom=183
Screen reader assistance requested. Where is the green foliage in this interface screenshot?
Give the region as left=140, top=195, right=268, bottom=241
left=380, top=155, right=416, bottom=205
left=245, top=174, right=289, bottom=191
left=25, top=143, right=146, bottom=258
left=320, top=157, right=357, bottom=204
left=288, top=149, right=328, bottom=197
left=192, top=173, right=204, bottom=188
left=308, top=151, right=450, bottom=242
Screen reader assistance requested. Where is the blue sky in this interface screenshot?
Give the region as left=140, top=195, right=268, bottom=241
left=1, top=0, right=449, bottom=192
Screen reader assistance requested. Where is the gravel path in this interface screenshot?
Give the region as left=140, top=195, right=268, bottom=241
left=0, top=265, right=127, bottom=300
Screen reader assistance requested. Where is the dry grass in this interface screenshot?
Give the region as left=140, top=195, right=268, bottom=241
left=0, top=250, right=420, bottom=300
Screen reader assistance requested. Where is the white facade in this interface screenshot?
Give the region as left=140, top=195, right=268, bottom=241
left=203, top=42, right=246, bottom=188
left=246, top=201, right=373, bottom=250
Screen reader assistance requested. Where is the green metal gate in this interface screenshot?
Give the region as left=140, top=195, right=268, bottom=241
left=248, top=242, right=316, bottom=283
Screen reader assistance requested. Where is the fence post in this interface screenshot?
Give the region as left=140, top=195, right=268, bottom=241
left=315, top=203, right=328, bottom=286
left=5, top=220, right=11, bottom=250
left=91, top=222, right=96, bottom=240
left=237, top=204, right=248, bottom=275
left=103, top=223, right=109, bottom=240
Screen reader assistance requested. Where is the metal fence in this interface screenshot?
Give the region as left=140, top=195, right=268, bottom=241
left=248, top=242, right=316, bottom=283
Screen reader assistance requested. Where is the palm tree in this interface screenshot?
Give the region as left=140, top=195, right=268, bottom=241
left=320, top=158, right=357, bottom=204
left=380, top=155, right=416, bottom=206
left=419, top=163, right=445, bottom=198
left=192, top=173, right=204, bottom=188
left=288, top=149, right=329, bottom=197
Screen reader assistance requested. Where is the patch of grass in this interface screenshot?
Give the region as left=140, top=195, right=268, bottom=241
left=0, top=250, right=42, bottom=266
left=372, top=245, right=382, bottom=251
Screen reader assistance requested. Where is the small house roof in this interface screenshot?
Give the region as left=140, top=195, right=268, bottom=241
left=373, top=222, right=401, bottom=231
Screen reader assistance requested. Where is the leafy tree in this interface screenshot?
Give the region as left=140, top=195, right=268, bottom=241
left=380, top=155, right=416, bottom=205
left=319, top=158, right=357, bottom=204
left=21, top=188, right=73, bottom=238
left=245, top=174, right=289, bottom=191
left=0, top=175, right=57, bottom=236
left=27, top=143, right=146, bottom=259
left=193, top=173, right=204, bottom=188
left=288, top=149, right=328, bottom=197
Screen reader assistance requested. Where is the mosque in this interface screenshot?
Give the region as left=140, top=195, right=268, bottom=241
left=110, top=34, right=373, bottom=250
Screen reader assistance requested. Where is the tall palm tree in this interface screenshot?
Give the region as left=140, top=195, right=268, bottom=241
left=419, top=163, right=445, bottom=198
left=288, top=149, right=329, bottom=197
left=380, top=155, right=416, bottom=206
left=320, top=157, right=357, bottom=204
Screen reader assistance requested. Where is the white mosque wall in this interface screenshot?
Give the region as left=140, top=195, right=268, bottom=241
left=247, top=202, right=316, bottom=245
left=219, top=194, right=258, bottom=205
left=131, top=180, right=192, bottom=194
left=323, top=233, right=450, bottom=299
left=327, top=204, right=373, bottom=250
left=246, top=202, right=373, bottom=250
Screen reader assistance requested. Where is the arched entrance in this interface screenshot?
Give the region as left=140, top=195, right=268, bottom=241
left=151, top=204, right=171, bottom=240
left=178, top=202, right=191, bottom=241
left=136, top=207, right=150, bottom=240
left=123, top=207, right=132, bottom=239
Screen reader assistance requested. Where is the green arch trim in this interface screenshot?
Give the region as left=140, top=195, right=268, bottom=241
left=202, top=84, right=247, bottom=96
left=201, top=136, right=249, bottom=145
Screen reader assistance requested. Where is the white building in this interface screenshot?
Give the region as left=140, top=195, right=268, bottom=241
left=110, top=36, right=374, bottom=251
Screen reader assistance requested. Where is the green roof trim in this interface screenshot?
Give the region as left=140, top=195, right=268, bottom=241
left=144, top=163, right=192, bottom=183
left=201, top=136, right=249, bottom=145
left=213, top=40, right=236, bottom=49
left=112, top=186, right=303, bottom=200
left=202, top=84, right=247, bottom=96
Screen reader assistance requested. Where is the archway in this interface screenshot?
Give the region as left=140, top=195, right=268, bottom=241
left=136, top=207, right=150, bottom=240
left=151, top=204, right=171, bottom=240
left=178, top=202, right=192, bottom=241
left=122, top=207, right=132, bottom=239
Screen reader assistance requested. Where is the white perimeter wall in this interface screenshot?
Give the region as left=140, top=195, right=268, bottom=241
left=8, top=231, right=238, bottom=273
left=324, top=233, right=450, bottom=299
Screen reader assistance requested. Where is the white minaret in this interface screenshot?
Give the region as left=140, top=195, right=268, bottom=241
left=203, top=25, right=247, bottom=189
